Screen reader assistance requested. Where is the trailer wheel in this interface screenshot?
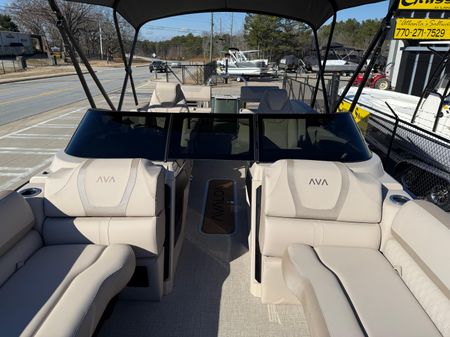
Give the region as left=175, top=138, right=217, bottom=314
left=427, top=184, right=450, bottom=211
left=399, top=167, right=417, bottom=190
left=374, top=78, right=390, bottom=90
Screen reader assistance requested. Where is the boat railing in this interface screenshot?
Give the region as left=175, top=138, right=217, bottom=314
left=360, top=104, right=450, bottom=209
left=283, top=73, right=343, bottom=113
left=152, top=63, right=217, bottom=85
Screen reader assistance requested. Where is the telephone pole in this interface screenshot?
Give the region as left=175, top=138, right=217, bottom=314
left=99, top=22, right=104, bottom=60
left=209, top=12, right=214, bottom=62
left=230, top=13, right=234, bottom=47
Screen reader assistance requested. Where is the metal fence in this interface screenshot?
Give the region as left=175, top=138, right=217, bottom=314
left=157, top=63, right=217, bottom=85
left=0, top=58, right=23, bottom=74
left=363, top=110, right=450, bottom=211
left=0, top=57, right=54, bottom=75
left=283, top=74, right=343, bottom=113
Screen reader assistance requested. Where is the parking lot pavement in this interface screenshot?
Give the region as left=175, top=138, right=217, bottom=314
left=0, top=77, right=158, bottom=190
left=0, top=107, right=86, bottom=189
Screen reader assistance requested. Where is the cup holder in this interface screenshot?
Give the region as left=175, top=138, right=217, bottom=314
left=20, top=187, right=42, bottom=198
left=389, top=194, right=410, bottom=205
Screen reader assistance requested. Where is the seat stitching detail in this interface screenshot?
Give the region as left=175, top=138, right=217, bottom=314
left=312, top=248, right=369, bottom=337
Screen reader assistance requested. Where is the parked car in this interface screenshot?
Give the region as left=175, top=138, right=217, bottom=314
left=170, top=61, right=182, bottom=68
left=278, top=55, right=298, bottom=72
left=149, top=60, right=167, bottom=72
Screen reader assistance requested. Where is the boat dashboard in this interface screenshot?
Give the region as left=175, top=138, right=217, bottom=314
left=66, top=109, right=372, bottom=163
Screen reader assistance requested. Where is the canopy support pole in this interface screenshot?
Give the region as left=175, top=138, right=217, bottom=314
left=311, top=29, right=330, bottom=113
left=432, top=72, right=450, bottom=132
left=312, top=9, right=336, bottom=113
left=113, top=7, right=139, bottom=107
left=411, top=47, right=450, bottom=124
left=334, top=0, right=399, bottom=113
left=48, top=0, right=116, bottom=111
left=47, top=0, right=96, bottom=108
left=117, top=29, right=139, bottom=111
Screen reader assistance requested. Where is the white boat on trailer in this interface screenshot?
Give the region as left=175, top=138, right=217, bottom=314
left=0, top=1, right=449, bottom=337
left=217, top=48, right=270, bottom=80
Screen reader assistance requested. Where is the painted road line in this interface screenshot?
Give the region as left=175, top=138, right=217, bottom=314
left=8, top=135, right=71, bottom=140
left=0, top=147, right=61, bottom=152
left=0, top=107, right=85, bottom=140
left=35, top=124, right=78, bottom=128
left=10, top=133, right=72, bottom=137
left=0, top=157, right=53, bottom=190
left=0, top=167, right=28, bottom=171
left=0, top=150, right=57, bottom=155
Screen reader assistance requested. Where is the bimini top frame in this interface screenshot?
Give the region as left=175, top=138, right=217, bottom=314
left=62, top=0, right=382, bottom=31
left=49, top=0, right=396, bottom=114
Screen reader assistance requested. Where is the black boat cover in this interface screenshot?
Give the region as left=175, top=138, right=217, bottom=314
left=64, top=0, right=386, bottom=30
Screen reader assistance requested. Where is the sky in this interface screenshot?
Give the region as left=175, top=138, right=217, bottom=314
left=0, top=0, right=390, bottom=41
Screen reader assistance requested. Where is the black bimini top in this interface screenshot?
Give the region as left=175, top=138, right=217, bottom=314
left=65, top=0, right=384, bottom=30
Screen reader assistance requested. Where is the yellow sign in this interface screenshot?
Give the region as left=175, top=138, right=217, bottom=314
left=399, top=0, right=450, bottom=11
left=338, top=100, right=371, bottom=135
left=394, top=18, right=450, bottom=40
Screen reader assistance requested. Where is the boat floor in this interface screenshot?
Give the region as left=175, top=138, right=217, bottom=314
left=98, top=161, right=309, bottom=337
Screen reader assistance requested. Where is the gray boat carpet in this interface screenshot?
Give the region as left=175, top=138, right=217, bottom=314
left=98, top=161, right=310, bottom=337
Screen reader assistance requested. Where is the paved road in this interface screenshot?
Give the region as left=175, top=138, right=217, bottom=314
left=0, top=66, right=153, bottom=125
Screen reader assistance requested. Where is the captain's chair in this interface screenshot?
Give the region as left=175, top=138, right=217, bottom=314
left=149, top=82, right=190, bottom=113
left=256, top=89, right=293, bottom=114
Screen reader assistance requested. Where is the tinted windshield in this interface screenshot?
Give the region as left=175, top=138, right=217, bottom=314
left=65, top=110, right=371, bottom=163
left=65, top=110, right=169, bottom=161
left=258, top=113, right=371, bottom=162
left=168, top=114, right=254, bottom=160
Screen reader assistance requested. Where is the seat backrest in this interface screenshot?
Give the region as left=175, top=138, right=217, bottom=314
left=264, top=159, right=381, bottom=222
left=262, top=119, right=300, bottom=148
left=256, top=89, right=293, bottom=114
left=240, top=86, right=279, bottom=105
left=44, top=158, right=164, bottom=217
left=149, top=82, right=189, bottom=112
left=43, top=159, right=166, bottom=257
left=260, top=160, right=382, bottom=256
left=383, top=200, right=450, bottom=337
left=0, top=191, right=42, bottom=287
left=0, top=191, right=35, bottom=256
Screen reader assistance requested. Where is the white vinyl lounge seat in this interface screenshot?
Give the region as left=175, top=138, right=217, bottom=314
left=256, top=159, right=382, bottom=304
left=41, top=158, right=166, bottom=300
left=260, top=159, right=382, bottom=258
left=149, top=82, right=190, bottom=113
left=282, top=200, right=450, bottom=337
left=0, top=190, right=135, bottom=337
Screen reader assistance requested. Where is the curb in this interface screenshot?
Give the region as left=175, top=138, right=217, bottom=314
left=0, top=71, right=91, bottom=85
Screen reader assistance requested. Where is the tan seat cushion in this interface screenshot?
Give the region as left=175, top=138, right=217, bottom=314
left=149, top=82, right=189, bottom=112
left=316, top=246, right=441, bottom=337
left=260, top=160, right=382, bottom=257
left=264, top=160, right=382, bottom=223
left=0, top=191, right=35, bottom=256
left=0, top=244, right=135, bottom=337
left=384, top=200, right=450, bottom=337
left=44, top=158, right=164, bottom=217
left=44, top=217, right=165, bottom=257
left=283, top=244, right=364, bottom=337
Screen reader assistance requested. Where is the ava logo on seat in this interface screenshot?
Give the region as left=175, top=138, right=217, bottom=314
left=96, top=176, right=116, bottom=183
left=309, top=178, right=329, bottom=186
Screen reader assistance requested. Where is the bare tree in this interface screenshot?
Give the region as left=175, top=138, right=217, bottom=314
left=8, top=0, right=135, bottom=59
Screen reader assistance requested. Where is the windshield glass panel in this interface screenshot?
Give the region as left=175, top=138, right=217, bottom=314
left=258, top=113, right=371, bottom=162
left=65, top=109, right=169, bottom=161
left=168, top=114, right=254, bottom=160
